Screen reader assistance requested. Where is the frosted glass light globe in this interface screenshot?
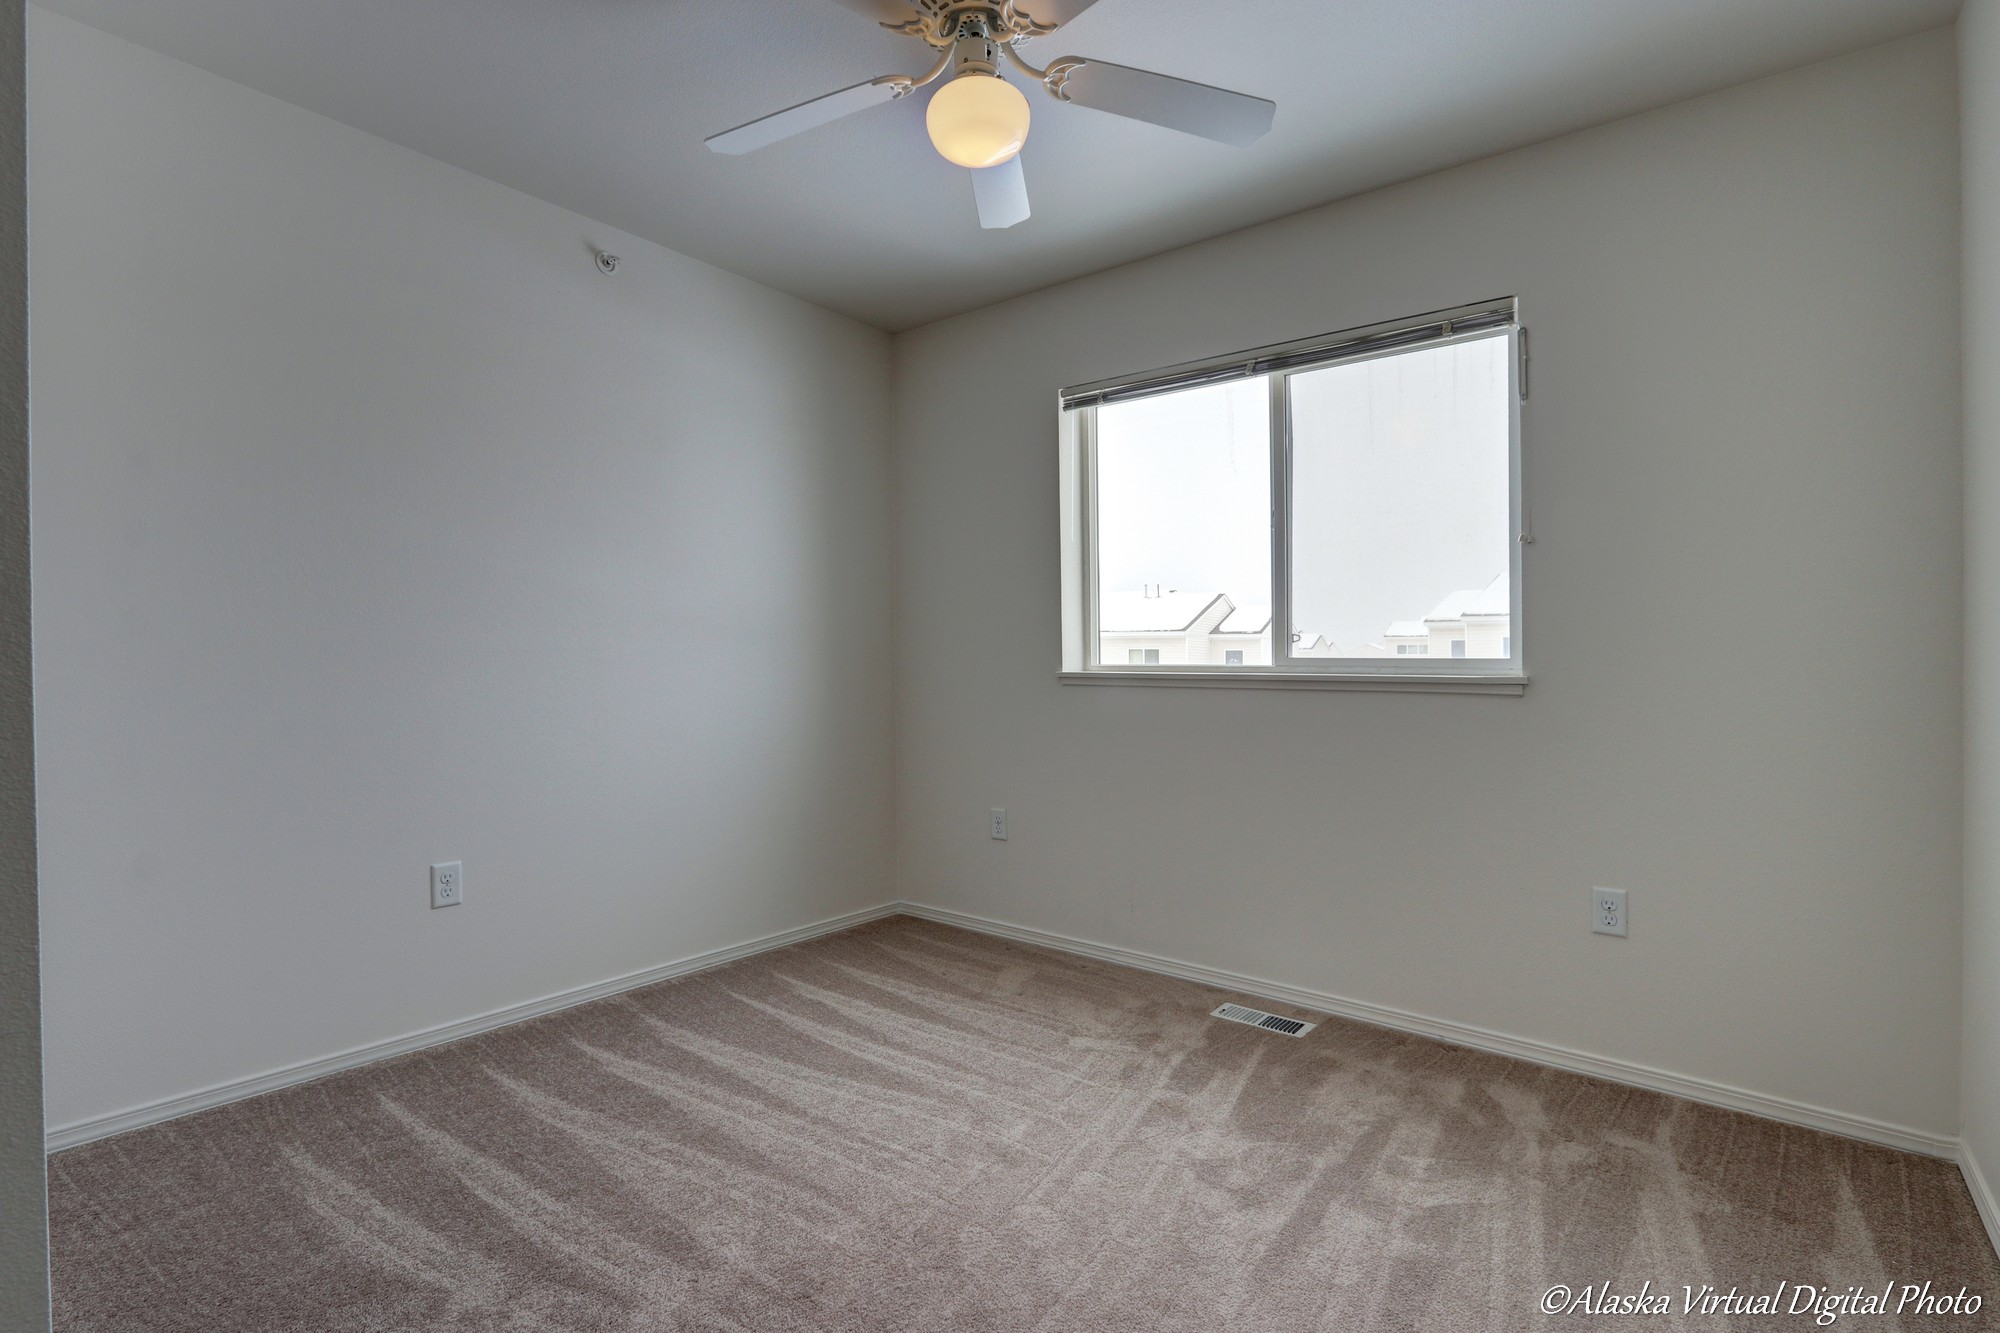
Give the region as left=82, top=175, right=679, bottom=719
left=926, top=73, right=1031, bottom=169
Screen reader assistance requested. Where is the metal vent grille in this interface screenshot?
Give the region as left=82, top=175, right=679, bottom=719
left=1212, top=1002, right=1316, bottom=1038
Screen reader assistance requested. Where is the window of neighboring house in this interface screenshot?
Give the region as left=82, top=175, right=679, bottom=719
left=1058, top=299, right=1526, bottom=692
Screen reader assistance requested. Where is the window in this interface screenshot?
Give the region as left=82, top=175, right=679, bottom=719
left=1059, top=300, right=1526, bottom=692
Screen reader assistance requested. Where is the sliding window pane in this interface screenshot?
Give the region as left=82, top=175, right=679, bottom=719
left=1094, top=379, right=1271, bottom=667
left=1287, top=336, right=1511, bottom=661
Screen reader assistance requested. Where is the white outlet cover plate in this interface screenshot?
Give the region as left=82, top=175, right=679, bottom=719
left=431, top=861, right=463, bottom=910
left=1593, top=886, right=1626, bottom=937
left=990, top=808, right=1008, bottom=841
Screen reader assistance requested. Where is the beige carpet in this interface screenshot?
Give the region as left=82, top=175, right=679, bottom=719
left=49, top=917, right=2000, bottom=1331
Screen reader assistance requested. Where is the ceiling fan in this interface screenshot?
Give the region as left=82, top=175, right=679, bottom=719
left=704, top=0, right=1277, bottom=230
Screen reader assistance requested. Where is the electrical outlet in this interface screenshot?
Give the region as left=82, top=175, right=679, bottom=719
left=431, top=861, right=463, bottom=910
left=990, top=808, right=1008, bottom=841
left=1592, top=887, right=1626, bottom=937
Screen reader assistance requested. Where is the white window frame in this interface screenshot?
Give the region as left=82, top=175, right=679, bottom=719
left=1058, top=299, right=1528, bottom=695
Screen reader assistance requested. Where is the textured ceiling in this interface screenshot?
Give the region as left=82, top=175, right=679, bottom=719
left=32, top=0, right=1961, bottom=329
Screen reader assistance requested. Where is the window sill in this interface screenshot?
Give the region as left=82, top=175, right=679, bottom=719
left=1058, top=670, right=1526, bottom=696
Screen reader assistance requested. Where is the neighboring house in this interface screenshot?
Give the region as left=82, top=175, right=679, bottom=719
left=1209, top=601, right=1272, bottom=666
left=1098, top=588, right=1235, bottom=665
left=1100, top=589, right=1335, bottom=665
left=1382, top=573, right=1511, bottom=659
left=1103, top=575, right=1509, bottom=665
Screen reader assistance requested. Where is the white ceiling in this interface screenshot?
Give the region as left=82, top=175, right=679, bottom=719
left=34, top=0, right=1959, bottom=330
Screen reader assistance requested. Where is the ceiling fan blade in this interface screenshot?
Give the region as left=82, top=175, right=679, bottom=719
left=1049, top=59, right=1275, bottom=147
left=705, top=78, right=905, bottom=156
left=1012, top=0, right=1103, bottom=28
left=972, top=156, right=1030, bottom=230
left=823, top=0, right=922, bottom=23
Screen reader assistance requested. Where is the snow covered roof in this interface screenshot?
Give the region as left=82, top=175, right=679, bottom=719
left=1424, top=572, right=1509, bottom=623
left=1098, top=590, right=1228, bottom=633
left=1214, top=602, right=1271, bottom=635
left=1463, top=571, right=1510, bottom=617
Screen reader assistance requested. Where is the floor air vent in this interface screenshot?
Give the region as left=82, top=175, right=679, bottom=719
left=1212, top=1002, right=1316, bottom=1037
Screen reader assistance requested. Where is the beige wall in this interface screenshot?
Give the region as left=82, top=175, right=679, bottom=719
left=29, top=11, right=895, bottom=1135
left=894, top=31, right=1963, bottom=1141
left=0, top=0, right=41, bottom=1321
left=1962, top=0, right=2000, bottom=1228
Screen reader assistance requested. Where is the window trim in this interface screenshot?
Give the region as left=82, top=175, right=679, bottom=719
left=1058, top=301, right=1528, bottom=694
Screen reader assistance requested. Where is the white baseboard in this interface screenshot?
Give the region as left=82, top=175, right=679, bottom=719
left=1961, top=1142, right=2000, bottom=1258
left=44, top=902, right=902, bottom=1153
left=897, top=901, right=1959, bottom=1160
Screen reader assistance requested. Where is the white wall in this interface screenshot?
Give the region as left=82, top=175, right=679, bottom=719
left=28, top=9, right=894, bottom=1134
left=894, top=32, right=1963, bottom=1141
left=1962, top=0, right=2000, bottom=1222
left=0, top=0, right=44, bottom=1321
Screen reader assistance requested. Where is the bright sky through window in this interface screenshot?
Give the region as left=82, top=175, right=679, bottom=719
left=1094, top=378, right=1270, bottom=619
left=1288, top=338, right=1510, bottom=653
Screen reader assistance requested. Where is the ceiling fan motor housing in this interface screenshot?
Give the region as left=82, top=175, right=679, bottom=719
left=949, top=13, right=1006, bottom=78
left=895, top=2, right=1050, bottom=49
